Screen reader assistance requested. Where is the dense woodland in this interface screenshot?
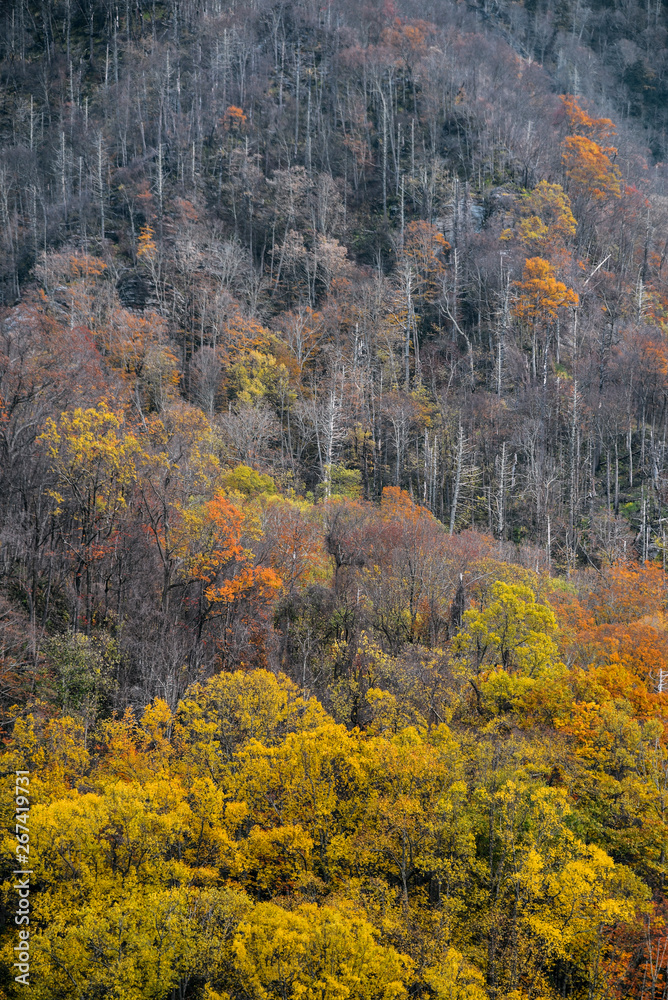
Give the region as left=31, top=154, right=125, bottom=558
left=3, top=0, right=668, bottom=996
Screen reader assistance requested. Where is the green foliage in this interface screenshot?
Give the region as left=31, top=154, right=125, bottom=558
left=317, top=463, right=363, bottom=500
left=42, top=633, right=118, bottom=728
left=452, top=581, right=560, bottom=677
left=220, top=464, right=277, bottom=496
left=227, top=351, right=290, bottom=407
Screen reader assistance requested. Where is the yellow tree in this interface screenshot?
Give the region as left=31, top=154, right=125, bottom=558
left=501, top=181, right=577, bottom=259
left=136, top=222, right=165, bottom=311
left=232, top=901, right=412, bottom=1000
left=451, top=580, right=561, bottom=716
left=233, top=722, right=369, bottom=882
left=472, top=771, right=647, bottom=998
left=39, top=402, right=141, bottom=631
left=354, top=729, right=463, bottom=914
left=175, top=669, right=329, bottom=768
left=4, top=770, right=251, bottom=999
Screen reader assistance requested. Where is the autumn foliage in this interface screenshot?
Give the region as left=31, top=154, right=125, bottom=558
left=3, top=1, right=668, bottom=997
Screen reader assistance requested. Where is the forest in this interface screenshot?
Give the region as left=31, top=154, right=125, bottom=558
left=2, top=0, right=668, bottom=995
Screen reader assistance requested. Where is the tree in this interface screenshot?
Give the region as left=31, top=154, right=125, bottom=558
left=562, top=136, right=622, bottom=203
left=260, top=496, right=326, bottom=594
left=39, top=402, right=141, bottom=632
left=361, top=488, right=455, bottom=650
left=452, top=580, right=560, bottom=678
left=513, top=257, right=578, bottom=382
left=232, top=901, right=411, bottom=1000
left=175, top=669, right=328, bottom=765
left=187, top=490, right=281, bottom=606
left=42, top=632, right=118, bottom=738
left=502, top=181, right=577, bottom=255
left=177, top=489, right=282, bottom=667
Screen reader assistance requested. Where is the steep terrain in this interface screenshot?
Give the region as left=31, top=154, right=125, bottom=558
left=2, top=1, right=668, bottom=998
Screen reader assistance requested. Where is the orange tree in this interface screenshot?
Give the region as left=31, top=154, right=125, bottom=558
left=180, top=489, right=282, bottom=668
left=560, top=95, right=622, bottom=204
left=513, top=257, right=578, bottom=381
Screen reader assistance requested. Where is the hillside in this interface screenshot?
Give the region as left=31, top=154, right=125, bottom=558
left=2, top=0, right=668, bottom=997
